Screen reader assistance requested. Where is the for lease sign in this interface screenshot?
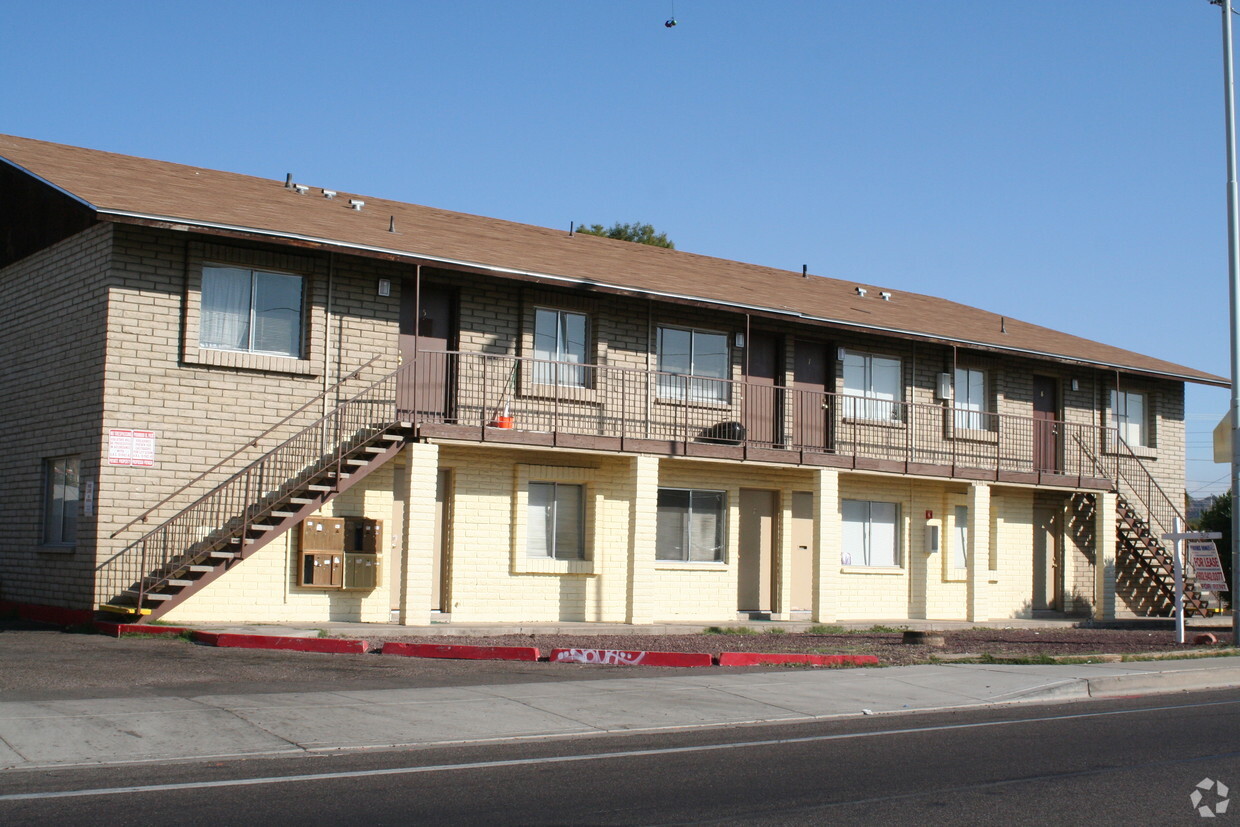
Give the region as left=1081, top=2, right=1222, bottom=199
left=1188, top=541, right=1229, bottom=593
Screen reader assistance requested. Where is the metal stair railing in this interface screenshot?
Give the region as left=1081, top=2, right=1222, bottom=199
left=96, top=361, right=408, bottom=611
left=1073, top=431, right=1205, bottom=610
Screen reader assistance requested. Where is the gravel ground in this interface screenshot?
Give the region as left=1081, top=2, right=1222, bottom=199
left=371, top=627, right=1239, bottom=666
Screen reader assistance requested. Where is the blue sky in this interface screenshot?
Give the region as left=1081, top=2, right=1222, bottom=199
left=2, top=1, right=1235, bottom=494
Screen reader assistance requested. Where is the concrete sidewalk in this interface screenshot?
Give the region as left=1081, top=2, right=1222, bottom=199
left=2, top=655, right=1238, bottom=771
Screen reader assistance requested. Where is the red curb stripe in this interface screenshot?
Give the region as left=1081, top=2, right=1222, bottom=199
left=718, top=652, right=879, bottom=667
left=193, top=632, right=369, bottom=654
left=95, top=623, right=190, bottom=638
left=548, top=648, right=713, bottom=667
left=382, top=642, right=540, bottom=661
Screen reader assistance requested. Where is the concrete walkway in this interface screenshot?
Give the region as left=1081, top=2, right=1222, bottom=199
left=2, top=655, right=1238, bottom=770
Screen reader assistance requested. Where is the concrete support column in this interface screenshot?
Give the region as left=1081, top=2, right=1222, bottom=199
left=399, top=441, right=439, bottom=626
left=626, top=455, right=659, bottom=625
left=966, top=483, right=992, bottom=622
left=811, top=468, right=840, bottom=623
left=1093, top=490, right=1118, bottom=621
left=775, top=501, right=795, bottom=622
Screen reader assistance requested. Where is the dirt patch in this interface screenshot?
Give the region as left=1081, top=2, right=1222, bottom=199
left=369, top=627, right=1238, bottom=667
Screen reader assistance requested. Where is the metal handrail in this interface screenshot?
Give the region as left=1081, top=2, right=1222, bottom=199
left=108, top=354, right=386, bottom=539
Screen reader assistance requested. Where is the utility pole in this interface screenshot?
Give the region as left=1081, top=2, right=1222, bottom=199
left=1213, top=0, right=1240, bottom=644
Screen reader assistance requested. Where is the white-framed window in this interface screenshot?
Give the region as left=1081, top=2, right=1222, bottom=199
left=952, top=504, right=969, bottom=569
left=657, top=327, right=731, bottom=403
left=842, top=352, right=902, bottom=421
left=656, top=488, right=726, bottom=562
left=841, top=499, right=900, bottom=567
left=43, top=456, right=80, bottom=546
left=1110, top=390, right=1148, bottom=448
left=954, top=368, right=987, bottom=430
left=532, top=307, right=589, bottom=387
left=200, top=265, right=303, bottom=358
left=526, top=482, right=584, bottom=560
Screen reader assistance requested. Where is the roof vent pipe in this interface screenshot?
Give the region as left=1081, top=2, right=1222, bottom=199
left=388, top=216, right=396, bottom=233
left=880, top=291, right=892, bottom=301
left=349, top=199, right=364, bottom=211
left=1001, top=316, right=1007, bottom=334
left=802, top=264, right=808, bottom=278
left=323, top=189, right=337, bottom=199
left=570, top=221, right=575, bottom=236
left=293, top=184, right=309, bottom=195
left=855, top=287, right=867, bottom=297
left=284, top=173, right=294, bottom=189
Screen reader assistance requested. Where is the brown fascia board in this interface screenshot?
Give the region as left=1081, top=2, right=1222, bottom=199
left=98, top=210, right=1229, bottom=389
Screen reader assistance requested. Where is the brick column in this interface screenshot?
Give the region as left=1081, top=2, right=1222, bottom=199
left=400, top=441, right=439, bottom=626
left=1093, top=490, right=1118, bottom=620
left=812, top=468, right=840, bottom=623
left=774, top=501, right=795, bottom=621
left=626, top=455, right=659, bottom=624
left=966, top=483, right=991, bottom=622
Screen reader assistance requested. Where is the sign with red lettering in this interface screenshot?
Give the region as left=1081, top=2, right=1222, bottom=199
left=1188, top=541, right=1228, bottom=593
left=108, top=429, right=156, bottom=467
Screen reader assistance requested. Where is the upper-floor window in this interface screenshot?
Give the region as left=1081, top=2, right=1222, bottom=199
left=43, top=456, right=80, bottom=546
left=842, top=352, right=902, bottom=421
left=657, top=327, right=730, bottom=403
left=527, top=481, right=585, bottom=560
left=954, top=368, right=987, bottom=430
left=532, top=308, right=589, bottom=387
left=841, top=498, right=900, bottom=567
left=200, top=265, right=303, bottom=358
left=1111, top=389, right=1148, bottom=448
left=656, top=488, right=726, bottom=562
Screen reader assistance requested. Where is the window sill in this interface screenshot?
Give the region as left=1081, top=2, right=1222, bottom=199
left=839, top=565, right=904, bottom=575
left=38, top=544, right=76, bottom=554
left=949, top=427, right=998, bottom=444
left=655, top=561, right=727, bottom=571
left=1105, top=445, right=1157, bottom=461
left=188, top=347, right=317, bottom=376
left=519, top=384, right=600, bottom=405
left=654, top=396, right=734, bottom=411
left=514, top=557, right=594, bottom=575
left=840, top=416, right=905, bottom=429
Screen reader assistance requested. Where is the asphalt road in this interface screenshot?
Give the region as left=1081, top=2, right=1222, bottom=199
left=3, top=689, right=1238, bottom=825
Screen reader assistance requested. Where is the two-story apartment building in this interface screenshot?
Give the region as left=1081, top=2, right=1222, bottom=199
left=0, top=134, right=1225, bottom=627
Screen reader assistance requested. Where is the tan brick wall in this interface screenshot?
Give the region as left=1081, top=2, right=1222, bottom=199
left=0, top=223, right=112, bottom=609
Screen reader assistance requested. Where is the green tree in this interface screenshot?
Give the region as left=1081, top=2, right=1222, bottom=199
left=1194, top=491, right=1232, bottom=605
left=575, top=221, right=674, bottom=249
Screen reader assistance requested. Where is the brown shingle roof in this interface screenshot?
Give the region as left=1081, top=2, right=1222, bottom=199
left=0, top=133, right=1224, bottom=386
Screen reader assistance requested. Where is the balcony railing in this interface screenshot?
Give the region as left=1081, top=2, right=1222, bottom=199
left=403, top=351, right=1119, bottom=485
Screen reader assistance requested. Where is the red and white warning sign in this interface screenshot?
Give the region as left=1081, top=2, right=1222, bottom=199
left=1188, top=541, right=1229, bottom=593
left=108, top=429, right=156, bottom=467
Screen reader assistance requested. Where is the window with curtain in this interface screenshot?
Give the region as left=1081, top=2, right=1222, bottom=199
left=1110, top=389, right=1148, bottom=448
left=841, top=499, right=900, bottom=567
left=842, top=352, right=902, bottom=421
left=656, top=488, right=726, bottom=562
left=953, top=368, right=987, bottom=430
left=43, top=456, right=80, bottom=546
left=532, top=308, right=589, bottom=387
left=527, top=482, right=584, bottom=559
left=200, top=265, right=303, bottom=358
left=656, top=327, right=731, bottom=403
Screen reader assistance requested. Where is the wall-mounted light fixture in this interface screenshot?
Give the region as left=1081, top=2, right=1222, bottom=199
left=734, top=332, right=746, bottom=349
left=378, top=279, right=391, bottom=297
left=1071, top=379, right=1080, bottom=392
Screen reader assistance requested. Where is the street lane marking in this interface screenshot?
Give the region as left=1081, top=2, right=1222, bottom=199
left=4, top=697, right=1239, bottom=802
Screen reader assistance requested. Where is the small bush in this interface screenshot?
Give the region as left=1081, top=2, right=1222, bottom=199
left=806, top=624, right=846, bottom=635
left=703, top=626, right=757, bottom=636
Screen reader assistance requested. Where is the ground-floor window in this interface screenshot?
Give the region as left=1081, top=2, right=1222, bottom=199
left=841, top=499, right=900, bottom=567
left=656, top=488, right=726, bottom=562
left=526, top=482, right=584, bottom=560
left=43, top=455, right=80, bottom=546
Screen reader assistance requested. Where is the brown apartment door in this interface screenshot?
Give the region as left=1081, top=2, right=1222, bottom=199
left=738, top=489, right=778, bottom=612
left=1033, top=376, right=1059, bottom=473
left=744, top=332, right=781, bottom=447
left=792, top=341, right=833, bottom=452
left=398, top=282, right=455, bottom=421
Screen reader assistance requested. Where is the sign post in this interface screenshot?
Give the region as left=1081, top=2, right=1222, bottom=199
left=1163, top=523, right=1223, bottom=644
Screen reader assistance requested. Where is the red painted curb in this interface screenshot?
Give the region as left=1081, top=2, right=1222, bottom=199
left=718, top=652, right=879, bottom=667
left=548, top=648, right=713, bottom=667
left=192, top=632, right=369, bottom=655
left=382, top=642, right=541, bottom=661
left=95, top=623, right=190, bottom=638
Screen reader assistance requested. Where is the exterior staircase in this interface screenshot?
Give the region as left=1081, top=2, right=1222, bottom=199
left=1115, top=495, right=1210, bottom=617
left=96, top=365, right=410, bottom=623
left=1074, top=434, right=1211, bottom=618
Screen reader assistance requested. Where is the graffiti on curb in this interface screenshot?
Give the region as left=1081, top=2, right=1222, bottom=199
left=552, top=648, right=647, bottom=665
